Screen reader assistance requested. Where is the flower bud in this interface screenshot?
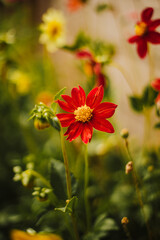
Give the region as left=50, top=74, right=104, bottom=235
left=125, top=161, right=133, bottom=174
left=29, top=103, right=60, bottom=131
left=21, top=170, right=34, bottom=188
left=32, top=187, right=52, bottom=202
left=34, top=118, right=50, bottom=130
left=121, top=217, right=129, bottom=225
left=120, top=128, right=129, bottom=139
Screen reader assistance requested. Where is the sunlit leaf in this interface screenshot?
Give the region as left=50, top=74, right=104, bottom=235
left=54, top=196, right=78, bottom=214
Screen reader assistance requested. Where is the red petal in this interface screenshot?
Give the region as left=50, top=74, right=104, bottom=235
left=93, top=102, right=117, bottom=118
left=151, top=78, right=160, bottom=91
left=67, top=0, right=82, bottom=11
left=61, top=95, right=77, bottom=109
left=64, top=122, right=83, bottom=142
left=141, top=7, right=153, bottom=23
left=71, top=86, right=86, bottom=107
left=149, top=19, right=160, bottom=30
left=156, top=93, right=160, bottom=103
left=91, top=117, right=115, bottom=133
left=57, top=100, right=74, bottom=112
left=137, top=39, right=147, bottom=58
left=96, top=74, right=106, bottom=87
left=86, top=85, right=104, bottom=109
left=56, top=113, right=75, bottom=127
left=81, top=122, right=93, bottom=144
left=76, top=50, right=93, bottom=59
left=93, top=62, right=101, bottom=75
left=147, top=31, right=160, bottom=44
left=128, top=35, right=140, bottom=43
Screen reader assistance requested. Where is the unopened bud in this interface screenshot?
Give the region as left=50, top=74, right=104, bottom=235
left=121, top=217, right=129, bottom=225
left=125, top=161, right=133, bottom=174
left=34, top=118, right=50, bottom=130
left=120, top=128, right=129, bottom=139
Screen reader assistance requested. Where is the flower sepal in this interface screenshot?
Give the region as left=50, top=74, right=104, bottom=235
left=54, top=196, right=78, bottom=215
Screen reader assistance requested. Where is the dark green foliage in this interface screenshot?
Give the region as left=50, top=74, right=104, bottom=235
left=50, top=159, right=67, bottom=201
left=129, top=85, right=158, bottom=113
left=154, top=122, right=160, bottom=128
left=129, top=96, right=144, bottom=112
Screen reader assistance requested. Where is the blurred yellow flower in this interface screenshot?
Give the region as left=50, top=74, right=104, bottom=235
left=39, top=8, right=66, bottom=52
left=10, top=229, right=63, bottom=240
left=0, top=29, right=15, bottom=44
left=9, top=70, right=31, bottom=95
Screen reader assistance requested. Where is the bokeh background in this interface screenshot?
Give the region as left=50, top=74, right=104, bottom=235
left=0, top=0, right=160, bottom=240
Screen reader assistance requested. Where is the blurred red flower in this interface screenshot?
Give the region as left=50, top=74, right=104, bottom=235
left=128, top=7, right=160, bottom=58
left=67, top=0, right=87, bottom=11
left=56, top=85, right=117, bottom=144
left=76, top=49, right=106, bottom=87
left=151, top=78, right=160, bottom=102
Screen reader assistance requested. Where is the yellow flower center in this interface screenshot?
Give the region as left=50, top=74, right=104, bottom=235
left=74, top=105, right=93, bottom=122
left=47, top=22, right=61, bottom=38
left=135, top=22, right=148, bottom=36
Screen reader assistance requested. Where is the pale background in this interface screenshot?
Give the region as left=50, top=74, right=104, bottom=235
left=35, top=0, right=160, bottom=144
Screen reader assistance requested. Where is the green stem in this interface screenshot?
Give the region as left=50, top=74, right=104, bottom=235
left=71, top=215, right=80, bottom=240
left=84, top=144, right=90, bottom=231
left=122, top=224, right=132, bottom=240
left=109, top=61, right=134, bottom=94
left=60, top=128, right=80, bottom=240
left=148, top=44, right=154, bottom=83
left=124, top=139, right=153, bottom=240
left=143, top=44, right=154, bottom=147
left=29, top=169, right=52, bottom=188
left=60, top=128, right=72, bottom=199
left=143, top=108, right=151, bottom=147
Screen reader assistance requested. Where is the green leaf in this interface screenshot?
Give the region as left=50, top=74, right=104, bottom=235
left=55, top=196, right=78, bottom=214
left=49, top=159, right=67, bottom=201
left=54, top=87, right=67, bottom=101
left=51, top=87, right=66, bottom=113
left=142, top=86, right=158, bottom=107
left=154, top=122, right=160, bottom=129
left=62, top=32, right=91, bottom=52
left=129, top=96, right=143, bottom=112
left=50, top=102, right=57, bottom=113
left=94, top=214, right=118, bottom=232
left=95, top=3, right=112, bottom=13
left=83, top=214, right=118, bottom=240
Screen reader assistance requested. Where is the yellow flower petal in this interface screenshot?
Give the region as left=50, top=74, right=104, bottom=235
left=10, top=229, right=63, bottom=240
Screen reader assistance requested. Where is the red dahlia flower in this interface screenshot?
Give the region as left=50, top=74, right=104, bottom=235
left=76, top=49, right=106, bottom=87
left=151, top=78, right=160, bottom=103
left=128, top=7, right=160, bottom=58
left=56, top=85, right=117, bottom=144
